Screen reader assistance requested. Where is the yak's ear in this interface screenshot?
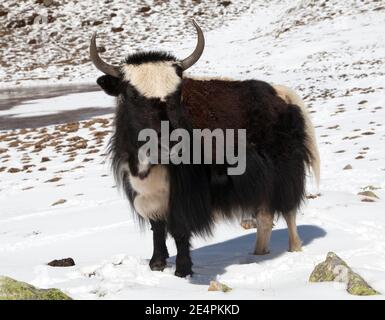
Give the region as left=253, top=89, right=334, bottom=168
left=97, top=75, right=121, bottom=96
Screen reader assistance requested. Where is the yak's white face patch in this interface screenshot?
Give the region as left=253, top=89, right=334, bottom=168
left=122, top=61, right=181, bottom=101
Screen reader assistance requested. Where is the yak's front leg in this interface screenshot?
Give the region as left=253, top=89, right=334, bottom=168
left=171, top=231, right=193, bottom=277
left=149, top=219, right=169, bottom=271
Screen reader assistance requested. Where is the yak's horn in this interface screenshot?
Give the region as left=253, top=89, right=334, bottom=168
left=90, top=32, right=120, bottom=77
left=180, top=20, right=205, bottom=70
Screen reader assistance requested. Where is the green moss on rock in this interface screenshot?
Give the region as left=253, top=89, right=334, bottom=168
left=208, top=280, right=233, bottom=293
left=0, top=276, right=72, bottom=300
left=347, top=272, right=379, bottom=296
left=309, top=252, right=380, bottom=296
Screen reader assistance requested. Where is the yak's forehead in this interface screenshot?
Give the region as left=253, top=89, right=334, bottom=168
left=121, top=56, right=181, bottom=101
left=124, top=50, right=177, bottom=65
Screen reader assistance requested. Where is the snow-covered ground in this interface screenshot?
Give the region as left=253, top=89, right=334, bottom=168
left=1, top=0, right=385, bottom=299
left=0, top=0, right=259, bottom=87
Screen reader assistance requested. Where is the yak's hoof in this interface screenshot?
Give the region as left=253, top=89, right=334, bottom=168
left=288, top=245, right=302, bottom=252
left=149, top=257, right=167, bottom=271
left=253, top=249, right=270, bottom=255
left=175, top=268, right=193, bottom=278
left=288, top=239, right=303, bottom=252
left=175, top=257, right=193, bottom=277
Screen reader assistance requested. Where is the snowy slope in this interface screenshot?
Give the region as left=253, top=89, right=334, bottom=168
left=1, top=1, right=385, bottom=299
left=0, top=0, right=259, bottom=87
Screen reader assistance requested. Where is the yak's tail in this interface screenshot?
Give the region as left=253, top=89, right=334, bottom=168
left=273, top=85, right=321, bottom=189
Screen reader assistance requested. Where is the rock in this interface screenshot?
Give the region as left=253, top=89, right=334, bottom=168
left=73, top=140, right=87, bottom=149
left=309, top=252, right=380, bottom=296
left=343, top=164, right=352, bottom=170
left=81, top=20, right=91, bottom=27
left=8, top=167, right=21, bottom=173
left=93, top=130, right=109, bottom=137
left=358, top=191, right=379, bottom=199
left=44, top=177, right=62, bottom=183
left=48, top=258, right=75, bottom=267
left=208, top=280, right=232, bottom=293
left=240, top=219, right=257, bottom=229
left=8, top=140, right=20, bottom=147
left=51, top=199, right=66, bottom=206
left=93, top=20, right=103, bottom=26
left=66, top=135, right=83, bottom=142
left=220, top=1, right=232, bottom=7
left=86, top=149, right=99, bottom=154
left=22, top=164, right=35, bottom=171
left=138, top=6, right=151, bottom=13
left=35, top=0, right=54, bottom=5
left=8, top=19, right=26, bottom=29
left=0, top=276, right=71, bottom=300
left=26, top=13, right=40, bottom=25
left=44, top=0, right=54, bottom=6
left=97, top=45, right=106, bottom=53
left=363, top=184, right=380, bottom=190
left=111, top=27, right=124, bottom=33
left=41, top=156, right=50, bottom=162
left=55, top=122, right=79, bottom=133
left=361, top=198, right=375, bottom=203
left=306, top=193, right=320, bottom=199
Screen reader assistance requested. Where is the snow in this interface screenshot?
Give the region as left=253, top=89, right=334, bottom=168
left=1, top=0, right=385, bottom=299
left=0, top=0, right=260, bottom=88
left=0, top=91, right=114, bottom=118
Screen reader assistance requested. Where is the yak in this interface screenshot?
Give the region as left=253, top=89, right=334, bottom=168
left=90, top=20, right=320, bottom=277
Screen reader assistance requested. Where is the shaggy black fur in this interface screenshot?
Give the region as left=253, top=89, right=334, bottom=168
left=124, top=51, right=177, bottom=65
left=166, top=100, right=310, bottom=239
left=97, top=54, right=311, bottom=277
left=149, top=219, right=169, bottom=271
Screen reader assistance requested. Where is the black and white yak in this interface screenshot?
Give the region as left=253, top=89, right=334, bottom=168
left=90, top=20, right=320, bottom=277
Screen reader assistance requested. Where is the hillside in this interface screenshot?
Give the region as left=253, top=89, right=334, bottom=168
left=0, top=0, right=385, bottom=299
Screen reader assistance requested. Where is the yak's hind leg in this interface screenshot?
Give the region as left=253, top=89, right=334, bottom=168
left=254, top=210, right=274, bottom=255
left=283, top=210, right=302, bottom=252
left=149, top=219, right=169, bottom=271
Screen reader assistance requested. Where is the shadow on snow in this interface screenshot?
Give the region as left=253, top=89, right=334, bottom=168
left=168, top=224, right=326, bottom=285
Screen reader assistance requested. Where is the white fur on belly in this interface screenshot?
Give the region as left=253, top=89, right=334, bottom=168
left=129, top=165, right=169, bottom=220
